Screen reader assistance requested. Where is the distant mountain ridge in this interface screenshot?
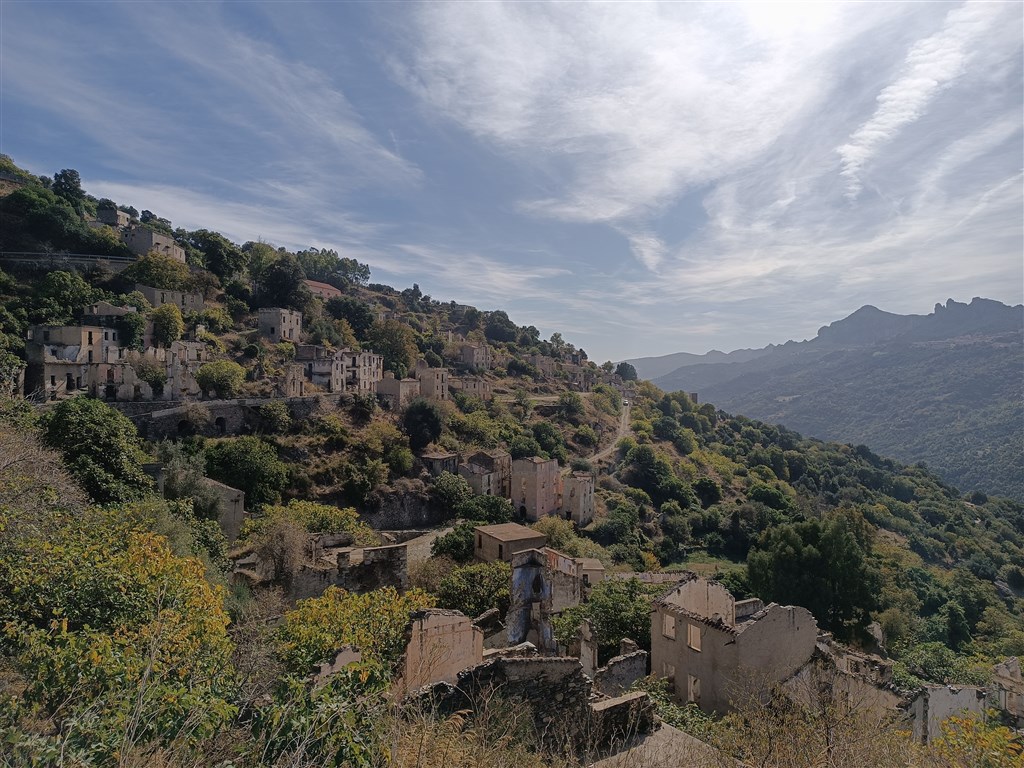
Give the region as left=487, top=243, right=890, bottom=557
left=630, top=298, right=1024, bottom=499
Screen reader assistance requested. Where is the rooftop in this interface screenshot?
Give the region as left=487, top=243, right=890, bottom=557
left=474, top=522, right=546, bottom=542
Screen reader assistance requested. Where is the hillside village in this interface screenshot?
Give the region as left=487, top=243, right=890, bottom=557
left=0, top=159, right=1022, bottom=766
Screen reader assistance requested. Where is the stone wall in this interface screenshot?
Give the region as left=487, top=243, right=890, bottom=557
left=408, top=656, right=654, bottom=756
left=589, top=692, right=656, bottom=752
left=122, top=394, right=346, bottom=441
left=289, top=543, right=408, bottom=602
left=408, top=656, right=593, bottom=750
left=594, top=650, right=648, bottom=697
left=361, top=484, right=442, bottom=529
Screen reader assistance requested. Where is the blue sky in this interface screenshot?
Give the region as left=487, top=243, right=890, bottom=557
left=2, top=1, right=1021, bottom=361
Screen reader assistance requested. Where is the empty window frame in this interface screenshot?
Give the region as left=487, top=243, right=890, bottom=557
left=687, top=622, right=701, bottom=651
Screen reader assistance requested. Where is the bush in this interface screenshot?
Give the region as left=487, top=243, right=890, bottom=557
left=196, top=360, right=246, bottom=398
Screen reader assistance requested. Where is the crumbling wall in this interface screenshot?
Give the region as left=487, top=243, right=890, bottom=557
left=408, top=657, right=593, bottom=750
left=594, top=649, right=648, bottom=697
left=290, top=544, right=408, bottom=601
left=408, top=656, right=654, bottom=756
left=589, top=692, right=656, bottom=752
left=505, top=550, right=557, bottom=653
left=398, top=610, right=483, bottom=694
left=361, top=484, right=442, bottom=529
left=909, top=685, right=988, bottom=745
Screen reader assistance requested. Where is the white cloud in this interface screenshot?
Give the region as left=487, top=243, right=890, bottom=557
left=396, top=2, right=880, bottom=230
left=837, top=1, right=1009, bottom=199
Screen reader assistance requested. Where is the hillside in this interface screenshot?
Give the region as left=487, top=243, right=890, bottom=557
left=1, top=158, right=1021, bottom=766
left=642, top=299, right=1024, bottom=500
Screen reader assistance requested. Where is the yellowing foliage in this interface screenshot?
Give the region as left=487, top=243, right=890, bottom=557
left=277, top=586, right=435, bottom=673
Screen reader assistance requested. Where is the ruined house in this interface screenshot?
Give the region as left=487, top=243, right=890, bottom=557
left=474, top=522, right=546, bottom=564
left=562, top=471, right=596, bottom=526
left=201, top=478, right=246, bottom=543
left=136, top=284, right=204, bottom=313
left=302, top=279, right=342, bottom=300
left=505, top=547, right=585, bottom=654
left=295, top=344, right=346, bottom=393
left=122, top=226, right=186, bottom=262
left=376, top=372, right=420, bottom=409
left=258, top=307, right=303, bottom=343
left=83, top=300, right=137, bottom=328
left=96, top=207, right=132, bottom=228
left=347, top=349, right=383, bottom=394
left=459, top=449, right=512, bottom=498
left=459, top=342, right=491, bottom=370
left=512, top=456, right=562, bottom=521
left=448, top=375, right=493, bottom=401
left=414, top=358, right=448, bottom=401
left=419, top=451, right=458, bottom=477
left=397, top=609, right=484, bottom=694
left=651, top=575, right=817, bottom=714
left=24, top=324, right=123, bottom=399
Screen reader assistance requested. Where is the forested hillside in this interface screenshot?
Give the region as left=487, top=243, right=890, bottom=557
left=0, top=158, right=1021, bottom=766
left=641, top=300, right=1024, bottom=500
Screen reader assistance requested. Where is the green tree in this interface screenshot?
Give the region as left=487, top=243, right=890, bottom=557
left=430, top=520, right=480, bottom=563
left=205, top=436, right=288, bottom=508
left=196, top=360, right=246, bottom=398
left=40, top=397, right=151, bottom=504
left=151, top=303, right=184, bottom=347
left=51, top=168, right=84, bottom=214
left=615, top=361, right=638, bottom=380
left=184, top=229, right=246, bottom=280
left=557, top=391, right=585, bottom=423
left=31, top=270, right=97, bottom=324
left=366, top=319, right=418, bottom=378
left=257, top=253, right=309, bottom=311
left=277, top=585, right=435, bottom=672
left=325, top=296, right=375, bottom=339
left=747, top=509, right=878, bottom=639
left=0, top=506, right=235, bottom=757
left=432, top=470, right=474, bottom=515
left=116, top=310, right=147, bottom=349
left=122, top=251, right=192, bottom=291
left=553, top=577, right=660, bottom=664
left=402, top=397, right=444, bottom=451
left=436, top=561, right=512, bottom=618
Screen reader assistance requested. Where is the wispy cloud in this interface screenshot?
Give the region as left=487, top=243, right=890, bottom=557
left=837, top=1, right=1009, bottom=200
left=2, top=1, right=1019, bottom=361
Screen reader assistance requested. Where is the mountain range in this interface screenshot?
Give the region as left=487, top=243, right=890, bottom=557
left=627, top=298, right=1024, bottom=500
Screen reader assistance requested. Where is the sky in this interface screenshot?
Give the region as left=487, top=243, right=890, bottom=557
left=2, top=1, right=1021, bottom=361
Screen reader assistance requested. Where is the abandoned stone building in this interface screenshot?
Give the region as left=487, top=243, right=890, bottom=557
left=122, top=226, right=186, bottom=262
left=414, top=358, right=448, bottom=401
left=459, top=449, right=513, bottom=498
left=96, top=207, right=132, bottom=228
left=448, top=374, right=493, bottom=401
left=295, top=345, right=346, bottom=393
left=420, top=450, right=458, bottom=477
left=376, top=372, right=421, bottom=410
left=347, top=349, right=384, bottom=394
left=135, top=284, right=205, bottom=313
left=397, top=609, right=484, bottom=695
left=505, top=547, right=586, bottom=654
left=301, top=278, right=342, bottom=300
left=83, top=300, right=138, bottom=328
left=458, top=342, right=491, bottom=370
left=651, top=575, right=818, bottom=714
left=474, top=522, right=547, bottom=564
left=258, top=307, right=303, bottom=343
left=512, top=456, right=562, bottom=521
left=562, top=471, right=596, bottom=526
left=24, top=324, right=123, bottom=399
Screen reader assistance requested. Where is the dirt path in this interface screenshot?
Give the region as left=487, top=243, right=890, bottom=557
left=582, top=402, right=630, bottom=466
